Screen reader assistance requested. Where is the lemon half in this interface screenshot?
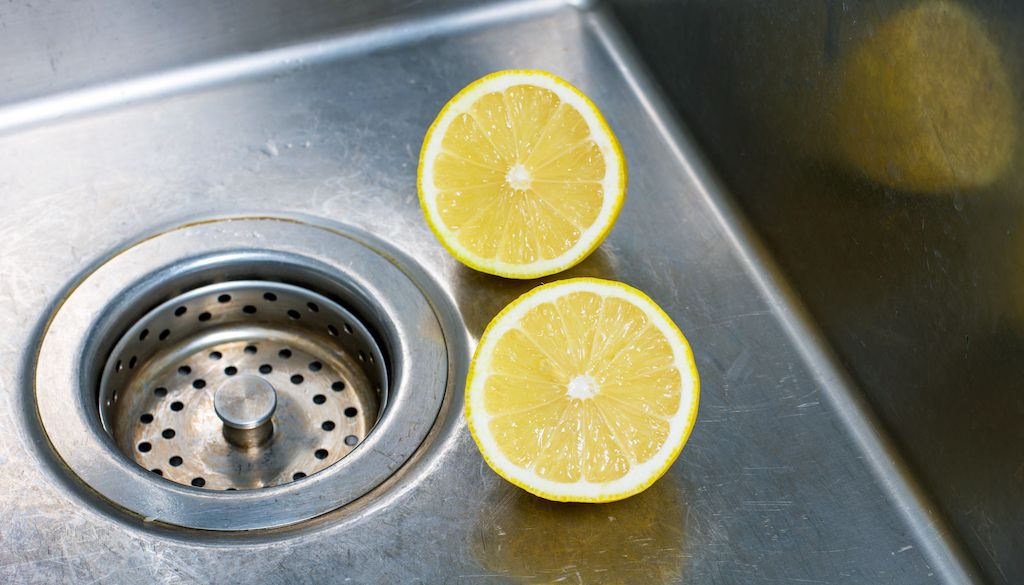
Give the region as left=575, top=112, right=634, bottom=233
left=418, top=70, right=627, bottom=279
left=466, top=278, right=699, bottom=502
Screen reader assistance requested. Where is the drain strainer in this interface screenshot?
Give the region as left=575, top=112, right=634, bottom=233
left=101, top=281, right=386, bottom=490
left=34, top=218, right=449, bottom=531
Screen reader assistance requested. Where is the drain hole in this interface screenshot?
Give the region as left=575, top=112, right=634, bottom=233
left=278, top=348, right=292, bottom=359
left=226, top=487, right=237, bottom=491
left=314, top=449, right=328, bottom=460
left=192, top=379, right=206, bottom=389
left=327, top=324, right=339, bottom=337
left=345, top=435, right=359, bottom=446
left=290, top=374, right=304, bottom=385
left=358, top=351, right=366, bottom=362
left=307, top=302, right=319, bottom=312
left=243, top=305, right=257, bottom=314
left=332, top=381, right=345, bottom=392
left=139, top=329, right=149, bottom=341
left=178, top=365, right=191, bottom=375
left=292, top=472, right=306, bottom=480
left=322, top=420, right=335, bottom=431
left=263, top=292, right=277, bottom=302
left=198, top=311, right=211, bottom=322
left=191, top=477, right=206, bottom=487
left=115, top=360, right=123, bottom=372
left=162, top=428, right=176, bottom=439
left=259, top=364, right=273, bottom=374
left=309, top=361, right=322, bottom=372
left=313, top=394, right=326, bottom=405
left=224, top=366, right=238, bottom=376
left=159, top=329, right=170, bottom=341
left=138, top=442, right=152, bottom=453
left=209, top=351, right=222, bottom=360
left=218, top=294, right=231, bottom=303
left=287, top=309, right=301, bottom=319
left=154, top=387, right=168, bottom=397
left=169, top=456, right=183, bottom=467
left=140, top=413, right=154, bottom=424
left=152, top=469, right=163, bottom=476
left=128, top=356, right=138, bottom=369
left=345, top=407, right=358, bottom=418
left=170, top=401, right=184, bottom=412
left=344, top=323, right=353, bottom=335
left=174, top=306, right=187, bottom=317
left=244, top=345, right=257, bottom=354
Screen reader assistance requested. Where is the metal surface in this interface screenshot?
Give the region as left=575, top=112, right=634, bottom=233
left=34, top=220, right=447, bottom=530
left=98, top=280, right=385, bottom=490
left=215, top=376, right=278, bottom=447
left=609, top=0, right=1023, bottom=582
left=0, top=0, right=989, bottom=582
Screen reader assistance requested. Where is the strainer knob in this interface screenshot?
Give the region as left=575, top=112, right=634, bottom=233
left=214, top=375, right=277, bottom=448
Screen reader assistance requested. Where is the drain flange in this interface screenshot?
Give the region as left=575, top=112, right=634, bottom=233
left=34, top=218, right=448, bottom=531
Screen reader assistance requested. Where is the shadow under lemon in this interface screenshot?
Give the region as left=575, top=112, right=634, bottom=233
left=831, top=0, right=1018, bottom=194
left=471, top=476, right=687, bottom=585
left=450, top=245, right=618, bottom=338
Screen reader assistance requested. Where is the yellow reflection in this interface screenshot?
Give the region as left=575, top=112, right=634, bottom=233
left=833, top=0, right=1017, bottom=193
left=472, top=478, right=687, bottom=584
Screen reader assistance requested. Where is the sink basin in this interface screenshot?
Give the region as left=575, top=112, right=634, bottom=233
left=609, top=1, right=1023, bottom=583
left=0, top=0, right=1007, bottom=582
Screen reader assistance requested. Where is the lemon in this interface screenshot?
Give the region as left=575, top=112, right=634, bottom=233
left=465, top=278, right=699, bottom=502
left=418, top=70, right=627, bottom=279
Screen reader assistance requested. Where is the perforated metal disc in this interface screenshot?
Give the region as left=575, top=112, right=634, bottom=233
left=99, top=281, right=387, bottom=490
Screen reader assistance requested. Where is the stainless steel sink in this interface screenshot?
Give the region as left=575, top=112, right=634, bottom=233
left=608, top=1, right=1023, bottom=583
left=0, top=0, right=1012, bottom=582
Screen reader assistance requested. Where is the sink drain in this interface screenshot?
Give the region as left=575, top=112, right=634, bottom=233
left=101, top=281, right=386, bottom=490
left=34, top=218, right=449, bottom=531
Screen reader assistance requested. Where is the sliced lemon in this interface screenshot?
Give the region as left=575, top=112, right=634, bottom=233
left=466, top=277, right=699, bottom=502
left=418, top=70, right=627, bottom=279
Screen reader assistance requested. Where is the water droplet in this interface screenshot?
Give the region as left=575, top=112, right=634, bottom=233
left=261, top=140, right=279, bottom=157
left=952, top=193, right=965, bottom=211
